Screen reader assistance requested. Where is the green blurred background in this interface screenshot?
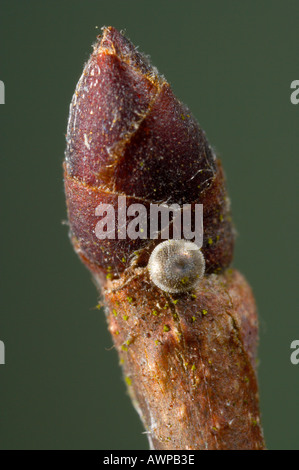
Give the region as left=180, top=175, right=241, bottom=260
left=0, top=0, right=298, bottom=450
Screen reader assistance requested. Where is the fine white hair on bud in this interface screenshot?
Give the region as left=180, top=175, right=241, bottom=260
left=148, top=240, right=205, bottom=293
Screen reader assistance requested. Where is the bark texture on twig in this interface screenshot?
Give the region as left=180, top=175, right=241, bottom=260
left=99, top=269, right=264, bottom=450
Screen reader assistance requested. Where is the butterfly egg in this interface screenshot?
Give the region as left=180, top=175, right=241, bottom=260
left=148, top=240, right=205, bottom=293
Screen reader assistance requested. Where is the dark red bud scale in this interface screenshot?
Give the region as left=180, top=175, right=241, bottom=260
left=64, top=27, right=265, bottom=450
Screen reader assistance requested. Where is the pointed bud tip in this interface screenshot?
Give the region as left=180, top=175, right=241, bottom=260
left=93, top=26, right=161, bottom=85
